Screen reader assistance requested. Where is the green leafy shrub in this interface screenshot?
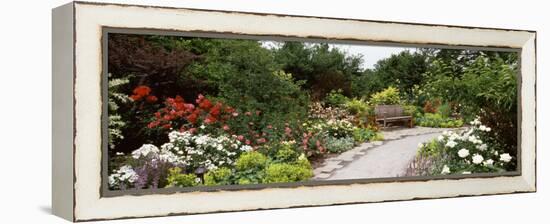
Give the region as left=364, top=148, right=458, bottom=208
left=402, top=105, right=419, bottom=116
left=235, top=152, right=268, bottom=171
left=352, top=128, right=377, bottom=143
left=371, top=132, right=384, bottom=141
left=263, top=162, right=313, bottom=183
left=369, top=86, right=401, bottom=105
left=219, top=70, right=309, bottom=135
left=295, top=156, right=313, bottom=170
left=204, top=167, right=233, bottom=186
left=436, top=102, right=452, bottom=118
left=417, top=139, right=443, bottom=157
left=166, top=167, right=198, bottom=188
left=324, top=136, right=355, bottom=153
left=325, top=89, right=349, bottom=107
left=416, top=113, right=463, bottom=128
left=234, top=152, right=269, bottom=184
left=273, top=142, right=300, bottom=163
left=345, top=98, right=369, bottom=115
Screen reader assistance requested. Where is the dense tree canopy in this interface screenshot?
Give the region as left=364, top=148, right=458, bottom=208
left=273, top=42, right=363, bottom=99
left=351, top=51, right=428, bottom=99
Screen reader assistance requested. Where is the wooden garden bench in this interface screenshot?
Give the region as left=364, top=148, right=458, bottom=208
left=374, top=105, right=413, bottom=128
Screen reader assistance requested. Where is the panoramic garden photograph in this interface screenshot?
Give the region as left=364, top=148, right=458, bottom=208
left=106, top=33, right=518, bottom=190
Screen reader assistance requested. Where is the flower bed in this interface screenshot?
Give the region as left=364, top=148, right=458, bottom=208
left=406, top=118, right=515, bottom=176
left=108, top=93, right=382, bottom=190
left=109, top=137, right=313, bottom=189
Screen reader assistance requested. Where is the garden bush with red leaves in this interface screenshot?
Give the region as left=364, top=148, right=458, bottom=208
left=146, top=94, right=295, bottom=149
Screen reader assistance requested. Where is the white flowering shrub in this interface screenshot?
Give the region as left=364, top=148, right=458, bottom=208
left=108, top=165, right=138, bottom=190
left=325, top=119, right=355, bottom=138
left=109, top=143, right=183, bottom=190
left=107, top=76, right=130, bottom=150
left=416, top=118, right=515, bottom=175
left=108, top=131, right=252, bottom=189
left=164, top=131, right=252, bottom=171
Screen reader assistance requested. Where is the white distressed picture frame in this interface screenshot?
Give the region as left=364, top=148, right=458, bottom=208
left=52, top=1, right=536, bottom=222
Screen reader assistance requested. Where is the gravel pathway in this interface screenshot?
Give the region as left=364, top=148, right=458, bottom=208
left=313, top=127, right=458, bottom=180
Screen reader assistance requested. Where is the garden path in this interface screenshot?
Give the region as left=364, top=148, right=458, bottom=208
left=313, top=127, right=459, bottom=180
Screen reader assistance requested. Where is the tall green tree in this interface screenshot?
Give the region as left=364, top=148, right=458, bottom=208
left=274, top=42, right=364, bottom=99
left=351, top=50, right=427, bottom=100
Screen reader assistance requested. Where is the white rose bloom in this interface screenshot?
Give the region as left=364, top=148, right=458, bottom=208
left=468, top=135, right=477, bottom=143
left=462, top=171, right=472, bottom=174
left=483, top=159, right=494, bottom=166
left=479, top=125, right=487, bottom=131
left=499, top=153, right=512, bottom=162
left=437, top=135, right=445, bottom=142
left=240, top=145, right=253, bottom=152
left=418, top=143, right=424, bottom=148
left=441, top=165, right=451, bottom=175
left=472, top=154, right=484, bottom=164
left=458, top=148, right=470, bottom=158
left=446, top=140, right=457, bottom=148
left=200, top=125, right=206, bottom=129
left=449, top=134, right=458, bottom=141
left=477, top=144, right=488, bottom=151
left=471, top=118, right=481, bottom=125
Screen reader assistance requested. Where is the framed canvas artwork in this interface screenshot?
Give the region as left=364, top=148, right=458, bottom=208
left=52, top=1, right=536, bottom=222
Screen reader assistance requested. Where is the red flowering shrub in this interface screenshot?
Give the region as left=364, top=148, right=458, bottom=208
left=125, top=87, right=333, bottom=160
left=147, top=94, right=311, bottom=150
left=145, top=95, right=158, bottom=103
left=130, top=85, right=158, bottom=103
left=147, top=94, right=232, bottom=131
left=141, top=92, right=334, bottom=158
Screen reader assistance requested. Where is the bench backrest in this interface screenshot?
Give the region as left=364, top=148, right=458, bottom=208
left=374, top=105, right=405, bottom=118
